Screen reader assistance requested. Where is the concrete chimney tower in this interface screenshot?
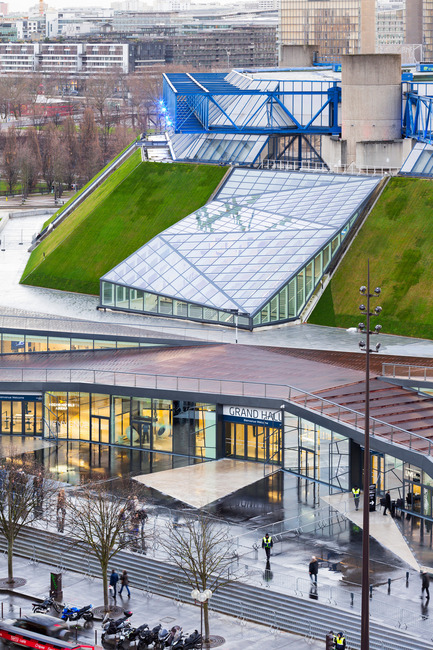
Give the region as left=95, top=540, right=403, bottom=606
left=360, top=0, right=376, bottom=53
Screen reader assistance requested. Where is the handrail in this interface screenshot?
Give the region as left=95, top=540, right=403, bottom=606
left=0, top=366, right=431, bottom=457
left=383, top=362, right=433, bottom=382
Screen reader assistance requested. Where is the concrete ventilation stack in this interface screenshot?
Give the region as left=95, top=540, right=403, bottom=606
left=340, top=53, right=411, bottom=171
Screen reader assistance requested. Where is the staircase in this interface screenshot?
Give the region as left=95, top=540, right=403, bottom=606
left=1, top=526, right=431, bottom=650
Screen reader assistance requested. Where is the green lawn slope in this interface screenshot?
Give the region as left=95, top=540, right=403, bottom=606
left=309, top=176, right=433, bottom=340
left=21, top=155, right=228, bottom=295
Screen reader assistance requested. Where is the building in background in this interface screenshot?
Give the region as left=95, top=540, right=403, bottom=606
left=279, top=0, right=433, bottom=63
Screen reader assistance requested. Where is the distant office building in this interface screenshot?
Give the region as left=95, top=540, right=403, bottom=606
left=0, top=3, right=8, bottom=15
left=0, top=42, right=129, bottom=73
left=279, top=0, right=428, bottom=60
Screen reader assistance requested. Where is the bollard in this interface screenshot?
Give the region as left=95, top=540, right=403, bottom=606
left=350, top=593, right=354, bottom=607
left=406, top=571, right=409, bottom=586
left=75, top=626, right=78, bottom=643
left=1, top=602, right=3, bottom=619
left=94, top=630, right=98, bottom=645
left=19, top=608, right=21, bottom=617
left=388, top=578, right=391, bottom=594
left=369, top=585, right=373, bottom=598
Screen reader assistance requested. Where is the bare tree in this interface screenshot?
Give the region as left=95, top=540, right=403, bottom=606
left=0, top=457, right=54, bottom=584
left=66, top=483, right=131, bottom=611
left=3, top=126, right=19, bottom=193
left=79, top=108, right=102, bottom=183
left=160, top=512, right=236, bottom=642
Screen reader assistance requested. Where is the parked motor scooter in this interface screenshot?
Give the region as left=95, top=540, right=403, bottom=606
left=117, top=622, right=149, bottom=649
left=137, top=623, right=161, bottom=650
left=176, top=630, right=202, bottom=650
left=101, top=611, right=133, bottom=645
left=61, top=603, right=94, bottom=622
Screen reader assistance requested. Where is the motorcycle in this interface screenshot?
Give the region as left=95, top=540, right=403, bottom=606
left=32, top=597, right=63, bottom=615
left=155, top=626, right=182, bottom=649
left=176, top=630, right=202, bottom=650
left=116, top=622, right=149, bottom=649
left=137, top=624, right=161, bottom=650
left=61, top=604, right=94, bottom=622
left=101, top=611, right=133, bottom=646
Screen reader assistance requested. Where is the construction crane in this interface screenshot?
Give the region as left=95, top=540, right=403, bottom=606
left=39, top=0, right=44, bottom=16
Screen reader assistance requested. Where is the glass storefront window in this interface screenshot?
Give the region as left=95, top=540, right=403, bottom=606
left=270, top=295, right=278, bottom=321
left=159, top=296, right=173, bottom=315
left=153, top=399, right=172, bottom=452
left=296, top=270, right=305, bottom=311
left=94, top=340, right=116, bottom=349
left=189, top=304, right=203, bottom=319
left=26, top=335, right=48, bottom=353
left=71, top=339, right=93, bottom=350
left=144, top=292, right=158, bottom=312
left=288, top=278, right=296, bottom=317
left=48, top=337, right=71, bottom=352
left=305, top=261, right=313, bottom=298
left=130, top=289, right=144, bottom=311
left=92, top=394, right=110, bottom=417
left=116, top=286, right=129, bottom=309
left=114, top=396, right=131, bottom=445
left=102, top=282, right=115, bottom=307
left=174, top=301, right=188, bottom=317
left=314, top=253, right=322, bottom=284
left=323, top=244, right=331, bottom=269
left=2, top=333, right=25, bottom=354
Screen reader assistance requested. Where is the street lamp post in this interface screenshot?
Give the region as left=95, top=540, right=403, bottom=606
left=228, top=309, right=249, bottom=344
left=357, top=261, right=382, bottom=650
left=191, top=588, right=212, bottom=649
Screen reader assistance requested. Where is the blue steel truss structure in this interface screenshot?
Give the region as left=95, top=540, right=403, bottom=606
left=163, top=72, right=341, bottom=136
left=403, top=88, right=433, bottom=144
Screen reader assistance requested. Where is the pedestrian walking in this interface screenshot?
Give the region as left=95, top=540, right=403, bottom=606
left=421, top=571, right=430, bottom=600
left=383, top=490, right=391, bottom=516
left=262, top=533, right=273, bottom=560
left=119, top=570, right=131, bottom=598
left=309, top=556, right=319, bottom=584
left=334, top=631, right=346, bottom=648
left=351, top=486, right=360, bottom=511
left=109, top=569, right=119, bottom=598
left=56, top=488, right=66, bottom=533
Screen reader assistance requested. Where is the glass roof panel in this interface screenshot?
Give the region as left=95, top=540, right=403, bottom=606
left=102, top=169, right=381, bottom=314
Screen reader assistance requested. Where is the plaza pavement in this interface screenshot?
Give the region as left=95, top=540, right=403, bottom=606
left=0, top=553, right=324, bottom=649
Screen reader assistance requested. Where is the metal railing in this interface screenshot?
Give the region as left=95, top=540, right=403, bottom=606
left=1, top=365, right=432, bottom=458
left=383, top=363, right=433, bottom=382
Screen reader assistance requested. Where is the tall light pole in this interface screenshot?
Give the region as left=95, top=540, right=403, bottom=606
left=358, top=261, right=382, bottom=650
left=191, top=588, right=212, bottom=649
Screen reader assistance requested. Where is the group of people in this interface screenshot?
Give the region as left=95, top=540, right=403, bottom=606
left=109, top=569, right=131, bottom=599
left=327, top=631, right=346, bottom=648
left=119, top=495, right=148, bottom=547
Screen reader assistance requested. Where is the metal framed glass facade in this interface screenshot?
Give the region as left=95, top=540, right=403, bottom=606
left=0, top=329, right=166, bottom=355
left=101, top=169, right=380, bottom=329
left=45, top=391, right=217, bottom=460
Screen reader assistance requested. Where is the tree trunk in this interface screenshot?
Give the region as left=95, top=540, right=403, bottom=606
left=102, top=566, right=109, bottom=612
left=203, top=601, right=210, bottom=643
left=7, top=538, right=14, bottom=584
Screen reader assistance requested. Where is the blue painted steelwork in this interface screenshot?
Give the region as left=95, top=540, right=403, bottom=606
left=403, top=89, right=433, bottom=143
left=163, top=72, right=341, bottom=136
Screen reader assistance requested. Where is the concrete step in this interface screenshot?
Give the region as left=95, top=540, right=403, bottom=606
left=0, top=526, right=430, bottom=650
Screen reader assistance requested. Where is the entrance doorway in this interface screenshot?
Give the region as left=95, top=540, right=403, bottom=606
left=91, top=417, right=110, bottom=443
left=300, top=447, right=315, bottom=478
left=0, top=399, right=43, bottom=436
left=225, top=422, right=281, bottom=464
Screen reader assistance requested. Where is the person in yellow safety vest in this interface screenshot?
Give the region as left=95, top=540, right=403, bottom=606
left=334, top=632, right=346, bottom=649
left=352, top=486, right=360, bottom=511
left=262, top=533, right=273, bottom=560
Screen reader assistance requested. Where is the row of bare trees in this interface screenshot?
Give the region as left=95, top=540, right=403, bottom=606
left=1, top=111, right=132, bottom=194
left=0, top=455, right=235, bottom=641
